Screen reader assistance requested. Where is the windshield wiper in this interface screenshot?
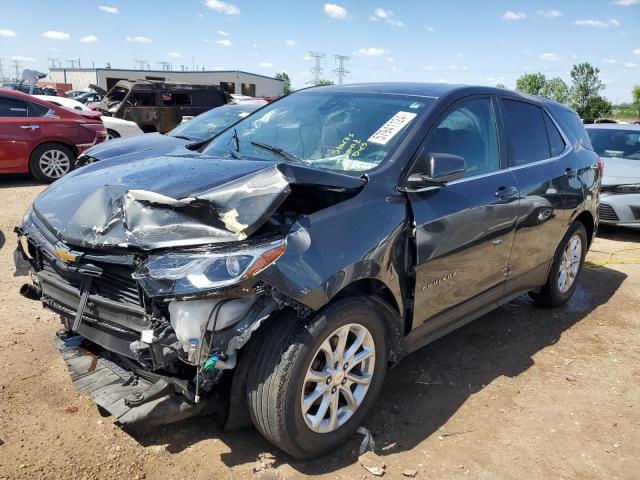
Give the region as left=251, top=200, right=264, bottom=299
left=232, top=127, right=240, bottom=152
left=250, top=141, right=305, bottom=164
left=170, top=135, right=196, bottom=141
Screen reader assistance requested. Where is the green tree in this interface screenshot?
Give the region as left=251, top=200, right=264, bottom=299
left=315, top=79, right=335, bottom=86
left=274, top=71, right=293, bottom=95
left=515, top=73, right=547, bottom=96
left=541, top=77, right=570, bottom=104
left=632, top=85, right=640, bottom=117
left=495, top=83, right=506, bottom=89
left=569, top=63, right=610, bottom=118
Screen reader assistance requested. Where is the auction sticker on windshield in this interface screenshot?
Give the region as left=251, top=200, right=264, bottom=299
left=368, top=111, right=417, bottom=145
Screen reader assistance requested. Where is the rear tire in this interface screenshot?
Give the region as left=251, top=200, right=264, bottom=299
left=29, top=143, right=75, bottom=183
left=530, top=221, right=587, bottom=307
left=246, top=298, right=387, bottom=459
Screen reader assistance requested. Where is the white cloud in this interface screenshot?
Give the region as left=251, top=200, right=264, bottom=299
left=126, top=36, right=152, bottom=43
left=353, top=47, right=386, bottom=57
left=634, top=48, right=640, bottom=56
left=612, top=0, right=639, bottom=5
left=573, top=19, right=620, bottom=27
left=324, top=3, right=347, bottom=19
left=98, top=5, right=118, bottom=14
left=42, top=30, right=70, bottom=40
left=302, top=55, right=312, bottom=61
left=502, top=11, right=527, bottom=21
left=540, top=52, right=562, bottom=62
left=284, top=39, right=296, bottom=47
left=198, top=13, right=204, bottom=17
left=80, top=35, right=98, bottom=43
left=386, top=57, right=395, bottom=62
left=204, top=0, right=240, bottom=15
left=217, top=30, right=230, bottom=36
left=202, top=38, right=209, bottom=43
left=216, top=39, right=233, bottom=47
left=624, top=62, right=636, bottom=68
left=168, top=51, right=182, bottom=58
left=252, top=43, right=258, bottom=48
left=48, top=47, right=61, bottom=52
left=370, top=8, right=403, bottom=26
left=602, top=58, right=616, bottom=64
left=10, top=55, right=36, bottom=62
left=421, top=65, right=438, bottom=71
left=258, top=62, right=273, bottom=68
left=537, top=10, right=562, bottom=18
left=0, top=29, right=16, bottom=37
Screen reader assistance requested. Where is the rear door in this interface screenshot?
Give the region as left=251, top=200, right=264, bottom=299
left=500, top=98, right=583, bottom=295
left=405, top=96, right=520, bottom=338
left=0, top=96, right=44, bottom=171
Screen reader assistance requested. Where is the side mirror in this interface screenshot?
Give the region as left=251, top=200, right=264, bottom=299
left=405, top=153, right=466, bottom=189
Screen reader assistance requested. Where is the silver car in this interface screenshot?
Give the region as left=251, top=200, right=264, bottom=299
left=586, top=123, right=640, bottom=229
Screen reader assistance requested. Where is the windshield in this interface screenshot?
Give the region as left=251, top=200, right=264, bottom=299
left=587, top=128, right=640, bottom=160
left=169, top=106, right=257, bottom=141
left=202, top=91, right=433, bottom=173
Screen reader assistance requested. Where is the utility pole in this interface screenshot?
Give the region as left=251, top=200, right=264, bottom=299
left=333, top=55, right=350, bottom=84
left=0, top=59, right=4, bottom=81
left=308, top=51, right=326, bottom=84
left=134, top=59, right=147, bottom=70
left=12, top=60, right=20, bottom=81
left=47, top=57, right=59, bottom=69
left=67, top=59, right=78, bottom=69
left=157, top=61, right=171, bottom=71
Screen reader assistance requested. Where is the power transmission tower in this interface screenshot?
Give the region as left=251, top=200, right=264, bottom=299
left=12, top=60, right=20, bottom=81
left=308, top=51, right=326, bottom=84
left=134, top=59, right=148, bottom=70
left=47, top=58, right=59, bottom=69
left=67, top=59, right=78, bottom=68
left=333, top=55, right=350, bottom=84
left=157, top=61, right=171, bottom=71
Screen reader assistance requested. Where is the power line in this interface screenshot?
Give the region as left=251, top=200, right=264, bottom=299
left=333, top=55, right=350, bottom=84
left=308, top=51, right=326, bottom=84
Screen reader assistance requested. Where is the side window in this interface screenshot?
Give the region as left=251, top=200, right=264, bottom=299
left=502, top=99, right=550, bottom=166
left=0, top=97, right=29, bottom=117
left=419, top=97, right=500, bottom=178
left=28, top=102, right=51, bottom=117
left=544, top=113, right=565, bottom=157
left=173, top=93, right=191, bottom=106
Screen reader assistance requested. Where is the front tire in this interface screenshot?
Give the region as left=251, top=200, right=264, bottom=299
left=29, top=143, right=75, bottom=183
left=246, top=298, right=387, bottom=459
left=530, top=221, right=587, bottom=307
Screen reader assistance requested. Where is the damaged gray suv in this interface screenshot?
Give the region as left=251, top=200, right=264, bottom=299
left=15, top=83, right=600, bottom=458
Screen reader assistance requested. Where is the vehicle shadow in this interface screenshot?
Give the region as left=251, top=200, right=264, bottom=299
left=0, top=174, right=42, bottom=189
left=596, top=225, right=639, bottom=243
left=128, top=265, right=626, bottom=475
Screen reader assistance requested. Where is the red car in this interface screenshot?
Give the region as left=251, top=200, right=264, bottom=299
left=0, top=89, right=107, bottom=182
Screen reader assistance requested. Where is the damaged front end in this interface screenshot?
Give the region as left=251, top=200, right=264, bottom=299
left=15, top=157, right=365, bottom=428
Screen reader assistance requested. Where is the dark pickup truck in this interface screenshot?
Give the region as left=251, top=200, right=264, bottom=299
left=15, top=82, right=600, bottom=459
left=96, top=80, right=229, bottom=133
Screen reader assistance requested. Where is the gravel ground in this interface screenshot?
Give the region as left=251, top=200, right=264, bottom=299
left=0, top=174, right=638, bottom=480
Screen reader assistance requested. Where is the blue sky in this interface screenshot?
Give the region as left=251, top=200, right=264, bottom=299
left=1, top=0, right=639, bottom=101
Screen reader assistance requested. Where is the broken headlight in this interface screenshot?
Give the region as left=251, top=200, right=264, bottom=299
left=133, top=239, right=286, bottom=296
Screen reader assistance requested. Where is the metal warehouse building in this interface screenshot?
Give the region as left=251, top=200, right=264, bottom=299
left=49, top=68, right=284, bottom=97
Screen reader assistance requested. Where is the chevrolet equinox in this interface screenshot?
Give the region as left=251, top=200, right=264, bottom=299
left=15, top=83, right=600, bottom=458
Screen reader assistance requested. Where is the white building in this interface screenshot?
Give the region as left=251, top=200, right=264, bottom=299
left=49, top=68, right=284, bottom=97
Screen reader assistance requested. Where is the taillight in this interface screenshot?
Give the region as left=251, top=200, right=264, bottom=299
left=81, top=123, right=107, bottom=137
left=597, top=158, right=604, bottom=177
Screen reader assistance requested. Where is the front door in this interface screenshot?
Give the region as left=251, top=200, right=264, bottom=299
left=405, top=96, right=519, bottom=339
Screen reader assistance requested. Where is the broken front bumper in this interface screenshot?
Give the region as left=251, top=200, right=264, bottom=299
left=55, top=335, right=220, bottom=427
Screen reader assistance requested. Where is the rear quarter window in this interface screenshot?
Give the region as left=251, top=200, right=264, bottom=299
left=552, top=107, right=593, bottom=151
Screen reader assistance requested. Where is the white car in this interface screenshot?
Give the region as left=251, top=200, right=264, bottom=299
left=34, top=95, right=144, bottom=140
left=586, top=123, right=640, bottom=229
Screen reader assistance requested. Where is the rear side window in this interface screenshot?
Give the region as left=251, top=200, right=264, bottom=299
left=553, top=107, right=593, bottom=150
left=544, top=113, right=566, bottom=157
left=28, top=102, right=51, bottom=117
left=502, top=99, right=550, bottom=166
left=0, top=97, right=29, bottom=117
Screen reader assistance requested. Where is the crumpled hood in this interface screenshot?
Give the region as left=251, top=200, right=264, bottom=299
left=32, top=153, right=365, bottom=250
left=601, top=157, right=640, bottom=186
left=84, top=133, right=191, bottom=161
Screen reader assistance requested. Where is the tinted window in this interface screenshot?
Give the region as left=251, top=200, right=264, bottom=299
left=28, top=102, right=51, bottom=117
left=420, top=97, right=499, bottom=178
left=0, top=97, right=29, bottom=117
left=553, top=107, right=593, bottom=150
left=502, top=99, right=550, bottom=166
left=544, top=113, right=565, bottom=157
left=587, top=128, right=640, bottom=160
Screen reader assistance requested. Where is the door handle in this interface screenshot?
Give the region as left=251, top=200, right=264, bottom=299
left=495, top=186, right=517, bottom=200
left=20, top=124, right=40, bottom=130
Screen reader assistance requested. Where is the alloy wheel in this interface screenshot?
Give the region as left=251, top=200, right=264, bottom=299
left=39, top=149, right=71, bottom=179
left=301, top=323, right=376, bottom=434
left=557, top=234, right=582, bottom=293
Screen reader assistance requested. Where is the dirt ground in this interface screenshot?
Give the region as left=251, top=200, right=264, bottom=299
left=0, top=175, right=638, bottom=480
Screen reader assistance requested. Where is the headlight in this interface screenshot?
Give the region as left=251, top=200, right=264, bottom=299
left=614, top=184, right=640, bottom=193
left=133, top=239, right=286, bottom=296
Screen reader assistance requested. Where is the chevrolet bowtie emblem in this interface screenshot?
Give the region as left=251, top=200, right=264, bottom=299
left=54, top=248, right=77, bottom=263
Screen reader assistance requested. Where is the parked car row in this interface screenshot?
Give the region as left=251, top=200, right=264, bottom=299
left=14, top=83, right=604, bottom=459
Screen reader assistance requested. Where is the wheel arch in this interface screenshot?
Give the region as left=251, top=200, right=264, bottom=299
left=574, top=210, right=595, bottom=247
left=29, top=140, right=78, bottom=165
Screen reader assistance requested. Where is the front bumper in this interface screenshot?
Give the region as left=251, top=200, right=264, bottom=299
left=599, top=192, right=640, bottom=229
